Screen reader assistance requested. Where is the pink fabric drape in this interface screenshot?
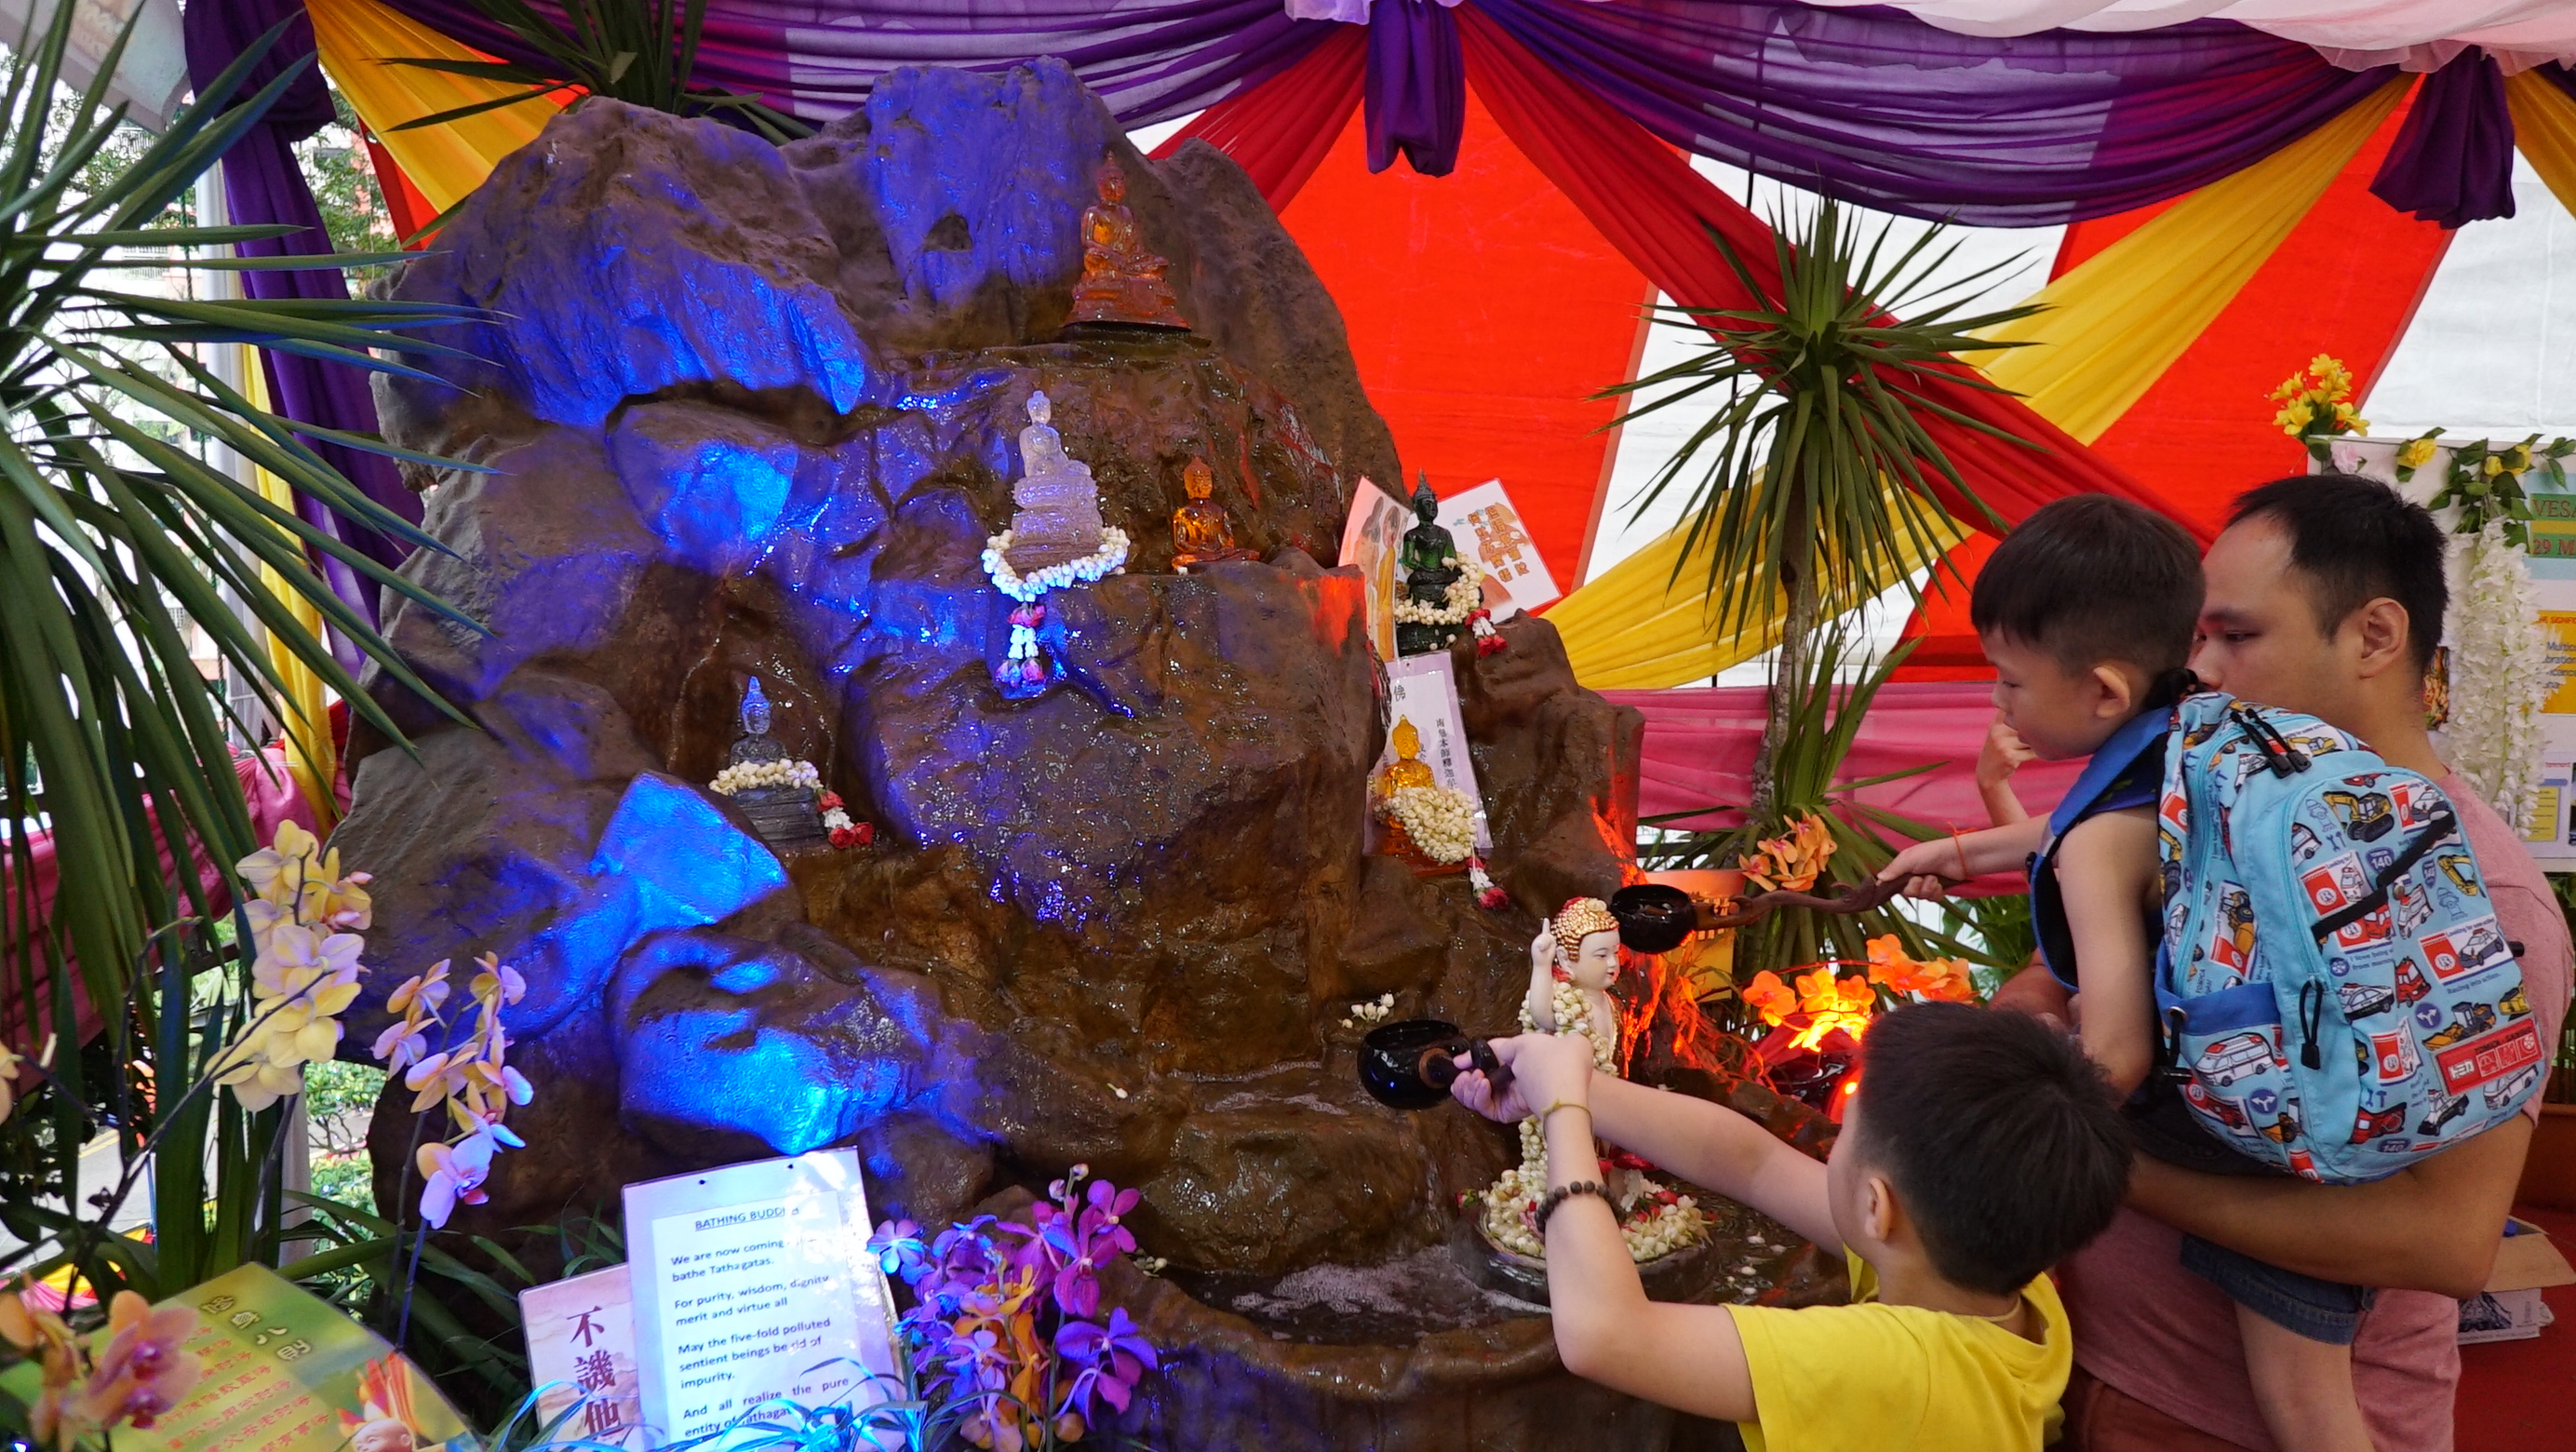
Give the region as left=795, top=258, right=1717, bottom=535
left=1609, top=682, right=2080, bottom=894
left=3, top=749, right=328, bottom=1046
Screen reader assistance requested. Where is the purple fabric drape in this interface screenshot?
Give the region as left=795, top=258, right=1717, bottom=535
left=1364, top=0, right=1462, bottom=175
left=384, top=0, right=2399, bottom=225
left=1468, top=0, right=2401, bottom=227
left=387, top=0, right=1337, bottom=129
left=2370, top=50, right=2516, bottom=228
left=184, top=0, right=423, bottom=638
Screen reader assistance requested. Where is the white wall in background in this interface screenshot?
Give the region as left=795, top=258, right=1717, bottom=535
left=2368, top=153, right=2576, bottom=440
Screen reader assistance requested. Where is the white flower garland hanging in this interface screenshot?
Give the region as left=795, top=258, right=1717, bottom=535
left=1381, top=783, right=1477, bottom=864
left=1390, top=563, right=1484, bottom=626
left=983, top=528, right=1132, bottom=604
left=983, top=528, right=1132, bottom=684
left=709, top=758, right=822, bottom=796
left=2444, top=521, right=2552, bottom=831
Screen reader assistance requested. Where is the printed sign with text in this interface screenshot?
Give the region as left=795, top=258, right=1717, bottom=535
left=1436, top=479, right=1560, bottom=619
left=624, top=1150, right=898, bottom=1447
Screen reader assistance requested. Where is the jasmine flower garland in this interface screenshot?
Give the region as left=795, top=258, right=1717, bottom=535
left=709, top=758, right=821, bottom=796
left=2444, top=520, right=2550, bottom=831
left=1382, top=783, right=1477, bottom=864
left=1390, top=562, right=1486, bottom=626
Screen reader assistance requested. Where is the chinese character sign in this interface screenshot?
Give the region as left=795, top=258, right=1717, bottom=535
left=522, top=1264, right=643, bottom=1444
left=1436, top=480, right=1560, bottom=619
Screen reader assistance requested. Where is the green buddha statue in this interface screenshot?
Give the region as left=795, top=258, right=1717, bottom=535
left=1396, top=474, right=1467, bottom=656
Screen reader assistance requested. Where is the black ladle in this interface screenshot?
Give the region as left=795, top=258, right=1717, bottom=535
left=1608, top=878, right=1913, bottom=955
left=1359, top=1018, right=1514, bottom=1110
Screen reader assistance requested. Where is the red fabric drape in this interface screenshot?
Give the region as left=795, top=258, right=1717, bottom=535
left=1152, top=25, right=1366, bottom=210
left=1277, top=80, right=1656, bottom=581
left=1454, top=7, right=2196, bottom=546
left=359, top=126, right=439, bottom=249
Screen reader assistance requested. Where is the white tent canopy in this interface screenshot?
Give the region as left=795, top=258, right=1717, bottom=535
left=1800, top=0, right=2576, bottom=71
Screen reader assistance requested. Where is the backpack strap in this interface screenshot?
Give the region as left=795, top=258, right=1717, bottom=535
left=2030, top=708, right=2175, bottom=992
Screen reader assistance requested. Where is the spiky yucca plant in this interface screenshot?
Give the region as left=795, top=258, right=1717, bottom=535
left=1603, top=199, right=2037, bottom=820
left=0, top=7, right=474, bottom=1294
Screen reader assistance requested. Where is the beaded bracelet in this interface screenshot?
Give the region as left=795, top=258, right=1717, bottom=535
left=1536, top=1180, right=1606, bottom=1235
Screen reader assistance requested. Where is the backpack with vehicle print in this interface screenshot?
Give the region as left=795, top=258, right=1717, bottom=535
left=2155, top=692, right=2540, bottom=1182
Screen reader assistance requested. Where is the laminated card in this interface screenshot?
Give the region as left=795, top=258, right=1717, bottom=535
left=624, top=1150, right=898, bottom=1446
left=1436, top=479, right=1560, bottom=620
left=521, top=1263, right=644, bottom=1445
left=1379, top=652, right=1492, bottom=852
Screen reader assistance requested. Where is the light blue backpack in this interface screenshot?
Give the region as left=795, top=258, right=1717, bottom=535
left=2154, top=692, right=2541, bottom=1182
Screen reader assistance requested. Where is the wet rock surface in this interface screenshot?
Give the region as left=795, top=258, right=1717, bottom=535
left=337, top=63, right=1806, bottom=1451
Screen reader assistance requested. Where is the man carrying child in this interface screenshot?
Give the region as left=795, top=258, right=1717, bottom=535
left=1454, top=473, right=2570, bottom=1452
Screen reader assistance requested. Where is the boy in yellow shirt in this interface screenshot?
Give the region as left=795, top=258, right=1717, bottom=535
left=1453, top=1002, right=2130, bottom=1450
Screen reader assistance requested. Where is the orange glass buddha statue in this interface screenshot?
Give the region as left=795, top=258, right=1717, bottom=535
left=1170, top=457, right=1254, bottom=571
left=1068, top=158, right=1190, bottom=329
left=1369, top=718, right=1459, bottom=873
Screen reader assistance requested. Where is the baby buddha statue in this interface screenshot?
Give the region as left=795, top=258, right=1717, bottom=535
left=1170, top=456, right=1254, bottom=571
left=1396, top=474, right=1468, bottom=657
left=1067, top=157, right=1190, bottom=329
left=1523, top=896, right=1626, bottom=1072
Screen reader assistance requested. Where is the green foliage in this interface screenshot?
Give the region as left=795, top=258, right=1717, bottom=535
left=2427, top=434, right=2576, bottom=545
left=0, top=4, right=476, bottom=1310
left=391, top=0, right=812, bottom=145
left=1639, top=627, right=1994, bottom=1030
left=1598, top=199, right=2034, bottom=639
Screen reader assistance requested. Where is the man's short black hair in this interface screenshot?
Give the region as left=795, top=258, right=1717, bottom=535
left=1850, top=1002, right=2130, bottom=1297
left=1970, top=494, right=2202, bottom=678
left=2227, top=474, right=2449, bottom=676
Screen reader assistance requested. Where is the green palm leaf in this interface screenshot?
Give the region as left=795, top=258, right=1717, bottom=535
left=388, top=0, right=814, bottom=144
left=1, top=7, right=479, bottom=1292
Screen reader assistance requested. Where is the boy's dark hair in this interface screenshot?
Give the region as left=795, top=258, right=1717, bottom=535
left=1971, top=494, right=2202, bottom=678
left=2228, top=474, right=2448, bottom=676
left=1850, top=1002, right=2130, bottom=1297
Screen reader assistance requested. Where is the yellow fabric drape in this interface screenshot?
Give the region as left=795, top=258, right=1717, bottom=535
left=1976, top=76, right=2408, bottom=446
left=2507, top=68, right=2576, bottom=220
left=1551, top=75, right=2412, bottom=691
left=238, top=354, right=341, bottom=832
left=308, top=0, right=555, bottom=214
left=1544, top=504, right=1967, bottom=690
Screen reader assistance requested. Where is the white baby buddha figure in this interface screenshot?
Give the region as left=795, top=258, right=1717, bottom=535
left=1523, top=895, right=1624, bottom=1073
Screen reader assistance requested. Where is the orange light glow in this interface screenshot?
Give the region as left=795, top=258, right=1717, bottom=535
left=1744, top=963, right=1877, bottom=1051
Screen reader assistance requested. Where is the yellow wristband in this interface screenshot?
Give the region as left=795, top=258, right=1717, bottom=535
left=1540, top=1099, right=1591, bottom=1124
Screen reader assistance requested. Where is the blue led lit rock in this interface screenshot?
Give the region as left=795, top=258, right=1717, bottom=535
left=606, top=402, right=806, bottom=572
left=861, top=62, right=1112, bottom=315
left=382, top=100, right=880, bottom=429
left=339, top=62, right=1727, bottom=1452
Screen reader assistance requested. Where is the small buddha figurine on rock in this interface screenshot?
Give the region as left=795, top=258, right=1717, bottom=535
left=1396, top=474, right=1468, bottom=657
left=1003, top=390, right=1106, bottom=574
left=1170, top=456, right=1254, bottom=571
left=1368, top=718, right=1470, bottom=875
left=715, top=677, right=826, bottom=851
left=1068, top=157, right=1189, bottom=330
